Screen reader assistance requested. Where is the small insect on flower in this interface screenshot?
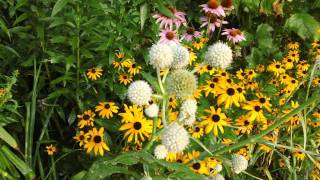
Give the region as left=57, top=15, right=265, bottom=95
left=73, top=130, right=89, bottom=147
left=84, top=127, right=110, bottom=156
left=95, top=102, right=119, bottom=119
left=45, top=144, right=57, bottom=156
left=86, top=67, right=103, bottom=80
left=222, top=28, right=245, bottom=43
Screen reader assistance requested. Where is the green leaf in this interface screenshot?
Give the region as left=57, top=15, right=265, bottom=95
left=256, top=23, right=273, bottom=50
left=140, top=3, right=148, bottom=31
left=141, top=72, right=161, bottom=94
left=46, top=88, right=72, bottom=100
left=0, top=44, right=20, bottom=57
left=0, top=17, right=10, bottom=39
left=285, top=13, right=320, bottom=40
left=0, top=126, right=18, bottom=149
left=51, top=0, right=70, bottom=16
left=1, top=146, right=35, bottom=179
left=155, top=1, right=174, bottom=18
left=71, top=171, right=87, bottom=180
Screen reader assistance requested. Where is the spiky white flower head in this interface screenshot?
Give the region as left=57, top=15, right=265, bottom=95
left=232, top=154, right=248, bottom=174
left=149, top=43, right=174, bottom=69
left=214, top=164, right=223, bottom=173
left=178, top=99, right=197, bottom=125
left=145, top=104, right=159, bottom=118
left=166, top=69, right=197, bottom=100
left=154, top=144, right=168, bottom=159
left=205, top=42, right=233, bottom=69
left=127, top=80, right=152, bottom=106
left=161, top=122, right=189, bottom=153
left=171, top=45, right=190, bottom=69
left=210, top=173, right=225, bottom=180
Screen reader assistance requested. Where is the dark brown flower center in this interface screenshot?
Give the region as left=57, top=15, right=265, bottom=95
left=221, top=0, right=233, bottom=8
left=227, top=88, right=235, bottom=96
left=259, top=98, right=266, bottom=103
left=123, top=75, right=127, bottom=79
left=291, top=80, right=296, bottom=84
left=207, top=65, right=213, bottom=70
left=212, top=114, right=220, bottom=122
left=230, top=29, right=241, bottom=37
left=210, top=83, right=215, bottom=88
left=237, top=87, right=243, bottom=93
left=166, top=31, right=175, bottom=40
left=177, top=159, right=183, bottom=163
left=213, top=77, right=219, bottom=83
left=244, top=120, right=250, bottom=126
left=91, top=68, right=96, bottom=73
left=104, top=104, right=110, bottom=109
left=79, top=135, right=84, bottom=140
left=83, top=114, right=90, bottom=120
left=94, top=136, right=102, bottom=143
left=195, top=127, right=200, bottom=132
left=133, top=122, right=142, bottom=130
left=132, top=64, right=136, bottom=68
left=275, top=64, right=281, bottom=68
left=254, top=106, right=261, bottom=112
left=187, top=27, right=195, bottom=34
left=208, top=0, right=219, bottom=9
left=192, top=163, right=201, bottom=170
left=208, top=14, right=218, bottom=23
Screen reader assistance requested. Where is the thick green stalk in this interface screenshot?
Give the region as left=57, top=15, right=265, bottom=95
left=75, top=2, right=81, bottom=109
left=213, top=92, right=320, bottom=155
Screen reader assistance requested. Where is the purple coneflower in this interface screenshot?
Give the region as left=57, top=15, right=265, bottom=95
left=200, top=15, right=228, bottom=33
left=221, top=0, right=234, bottom=11
left=153, top=7, right=186, bottom=30
left=222, top=28, right=246, bottom=43
left=159, top=29, right=179, bottom=44
left=200, top=0, right=225, bottom=17
left=181, top=27, right=201, bottom=41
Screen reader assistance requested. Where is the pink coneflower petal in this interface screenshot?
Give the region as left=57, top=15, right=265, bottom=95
left=200, top=15, right=228, bottom=33
left=159, top=29, right=179, bottom=44
left=153, top=7, right=186, bottom=30
left=181, top=27, right=201, bottom=41
left=200, top=0, right=226, bottom=17
left=222, top=28, right=246, bottom=43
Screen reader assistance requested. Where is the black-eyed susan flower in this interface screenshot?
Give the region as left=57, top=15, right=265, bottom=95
left=245, top=69, right=256, bottom=80
left=235, top=115, right=254, bottom=135
left=200, top=107, right=228, bottom=136
left=258, top=135, right=274, bottom=153
left=312, top=77, right=320, bottom=87
left=236, top=69, right=246, bottom=80
left=119, top=108, right=153, bottom=144
left=203, top=80, right=218, bottom=97
left=46, top=144, right=57, bottom=156
left=310, top=164, right=320, bottom=180
left=282, top=57, right=294, bottom=70
left=73, top=130, right=89, bottom=147
left=221, top=138, right=233, bottom=146
left=168, top=96, right=177, bottom=109
left=84, top=127, right=110, bottom=156
left=255, top=64, right=265, bottom=73
left=287, top=42, right=299, bottom=50
left=86, top=67, right=103, bottom=80
left=250, top=93, right=272, bottom=112
left=119, top=104, right=143, bottom=123
left=242, top=103, right=266, bottom=122
left=190, top=161, right=209, bottom=175
left=192, top=39, right=205, bottom=50
left=267, top=60, right=285, bottom=77
left=95, top=102, right=119, bottom=119
left=126, top=61, right=142, bottom=75
left=77, top=110, right=95, bottom=129
left=216, top=83, right=240, bottom=109
left=188, top=125, right=204, bottom=138
left=118, top=73, right=133, bottom=85
left=293, top=146, right=305, bottom=161
left=288, top=50, right=299, bottom=62
left=189, top=51, right=197, bottom=65
left=185, top=150, right=200, bottom=163
left=244, top=81, right=259, bottom=91
left=313, top=108, right=320, bottom=119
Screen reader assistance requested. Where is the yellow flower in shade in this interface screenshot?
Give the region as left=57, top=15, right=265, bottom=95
left=77, top=110, right=95, bottom=129
left=45, top=144, right=57, bottom=156
left=296, top=60, right=310, bottom=71
left=235, top=115, right=254, bottom=135
left=190, top=161, right=209, bottom=175
left=118, top=73, right=133, bottom=85
left=112, top=61, right=122, bottom=70
left=166, top=152, right=177, bottom=162
left=185, top=150, right=200, bottom=163
left=221, top=138, right=233, bottom=146
left=200, top=107, right=228, bottom=136
left=188, top=125, right=204, bottom=139
left=242, top=103, right=266, bottom=122
left=313, top=109, right=320, bottom=119
left=311, top=41, right=320, bottom=49
left=200, top=37, right=209, bottom=43
left=292, top=146, right=305, bottom=161
left=206, top=157, right=221, bottom=175
left=282, top=57, right=294, bottom=70
left=249, top=93, right=272, bottom=112
left=267, top=60, right=285, bottom=77
left=288, top=50, right=299, bottom=62
left=287, top=42, right=299, bottom=50
left=95, top=102, right=119, bottom=119
left=189, top=51, right=197, bottom=65
left=84, top=127, right=110, bottom=156
left=258, top=135, right=274, bottom=153
left=236, top=69, right=246, bottom=80
left=192, top=40, right=204, bottom=50
left=255, top=64, right=265, bottom=73
left=73, top=130, right=89, bottom=147
left=244, top=81, right=259, bottom=91
left=236, top=146, right=251, bottom=160
left=312, top=77, right=320, bottom=87
left=245, top=69, right=256, bottom=80
left=86, top=67, right=103, bottom=80
left=216, top=83, right=240, bottom=109
left=126, top=61, right=142, bottom=75
left=278, top=159, right=285, bottom=168
left=270, top=79, right=280, bottom=87
left=119, top=111, right=153, bottom=144
left=311, top=165, right=320, bottom=180
left=0, top=88, right=5, bottom=97
left=168, top=97, right=177, bottom=109
left=116, top=52, right=125, bottom=59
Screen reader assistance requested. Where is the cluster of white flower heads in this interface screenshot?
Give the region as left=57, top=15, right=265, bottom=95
left=149, top=43, right=174, bottom=69
left=165, top=69, right=197, bottom=100
left=145, top=104, right=159, bottom=118
left=178, top=99, right=197, bottom=125
left=154, top=144, right=168, bottom=159
left=171, top=45, right=190, bottom=69
left=127, top=80, right=152, bottom=106
left=231, top=154, right=248, bottom=174
left=205, top=42, right=233, bottom=69
left=161, top=122, right=189, bottom=153
left=210, top=173, right=225, bottom=180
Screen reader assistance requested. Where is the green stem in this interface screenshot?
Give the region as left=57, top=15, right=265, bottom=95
left=75, top=2, right=81, bottom=109
left=213, top=92, right=320, bottom=155
left=156, top=68, right=165, bottom=94
left=190, top=137, right=213, bottom=156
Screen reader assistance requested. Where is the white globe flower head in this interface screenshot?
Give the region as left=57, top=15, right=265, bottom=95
left=154, top=144, right=168, bottom=159
left=180, top=99, right=197, bottom=115
left=161, top=122, right=189, bottom=153
left=182, top=114, right=196, bottom=126
left=232, top=154, right=248, bottom=174
left=145, top=104, right=159, bottom=118
left=149, top=43, right=174, bottom=69
left=127, top=80, right=152, bottom=106
left=205, top=42, right=233, bottom=69
left=214, top=164, right=223, bottom=173
left=171, top=45, right=190, bottom=69
left=210, top=173, right=225, bottom=180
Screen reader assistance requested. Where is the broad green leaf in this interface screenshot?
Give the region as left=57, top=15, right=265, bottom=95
left=0, top=126, right=18, bottom=149
left=140, top=3, right=148, bottom=31
left=285, top=13, right=320, bottom=40
left=0, top=44, right=20, bottom=57
left=155, top=1, right=174, bottom=18
left=256, top=23, right=273, bottom=50
left=51, top=0, right=70, bottom=16
left=0, top=17, right=10, bottom=39
left=71, top=171, right=87, bottom=180
left=13, top=13, right=29, bottom=26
